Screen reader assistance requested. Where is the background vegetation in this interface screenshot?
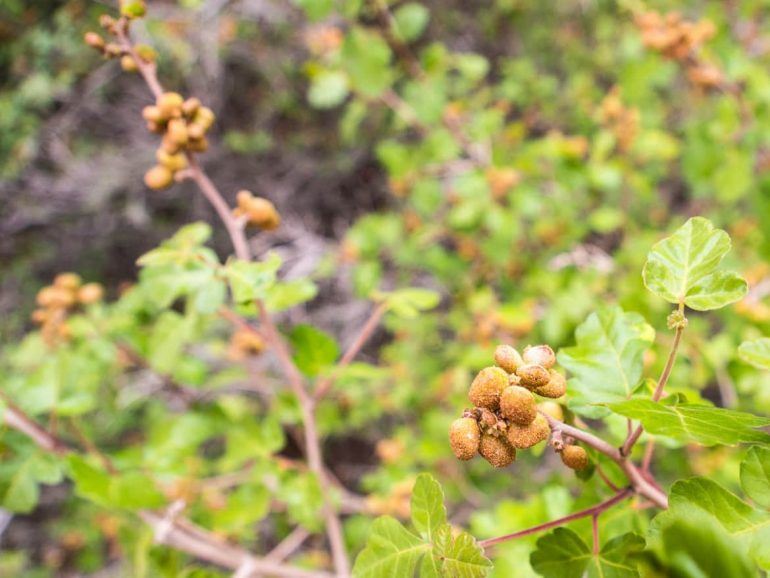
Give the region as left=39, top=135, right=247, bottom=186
left=2, top=0, right=770, bottom=576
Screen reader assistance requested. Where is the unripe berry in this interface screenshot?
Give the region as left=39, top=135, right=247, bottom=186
left=537, top=401, right=564, bottom=422
left=500, top=385, right=536, bottom=425
left=187, top=137, right=209, bottom=153
left=494, top=344, right=523, bottom=374
left=187, top=122, right=206, bottom=140
left=166, top=119, right=189, bottom=146
left=134, top=44, right=157, bottom=63
left=479, top=434, right=516, bottom=468
left=156, top=92, right=184, bottom=118
left=120, top=0, right=147, bottom=19
left=507, top=413, right=550, bottom=449
left=142, top=105, right=164, bottom=123
left=77, top=283, right=104, bottom=305
left=54, top=273, right=82, bottom=291
left=522, top=345, right=556, bottom=369
left=182, top=97, right=201, bottom=118
left=245, top=197, right=280, bottom=230
left=516, top=364, right=550, bottom=390
left=144, top=165, right=174, bottom=190
left=99, top=14, right=117, bottom=31
left=535, top=370, right=567, bottom=399
left=31, top=309, right=49, bottom=324
left=104, top=43, right=122, bottom=58
left=194, top=107, right=216, bottom=130
left=156, top=149, right=188, bottom=172
left=468, top=366, right=508, bottom=410
left=160, top=134, right=182, bottom=155
left=449, top=418, right=481, bottom=461
left=84, top=32, right=105, bottom=50
left=560, top=445, right=589, bottom=470
left=120, top=55, right=138, bottom=72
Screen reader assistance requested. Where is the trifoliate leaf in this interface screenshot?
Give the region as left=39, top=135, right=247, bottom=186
left=558, top=306, right=654, bottom=418
left=741, top=447, right=770, bottom=509
left=642, top=217, right=747, bottom=310
left=738, top=338, right=770, bottom=370
left=530, top=528, right=644, bottom=578
left=606, top=400, right=770, bottom=446
left=352, top=516, right=429, bottom=577
left=431, top=525, right=492, bottom=577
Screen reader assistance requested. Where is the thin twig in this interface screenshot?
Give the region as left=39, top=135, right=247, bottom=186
left=478, top=489, right=633, bottom=549
left=314, top=303, right=387, bottom=400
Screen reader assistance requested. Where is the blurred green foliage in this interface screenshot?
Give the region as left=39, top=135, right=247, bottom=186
left=3, top=0, right=770, bottom=576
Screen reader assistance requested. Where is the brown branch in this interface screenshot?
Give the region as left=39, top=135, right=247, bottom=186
left=314, top=303, right=387, bottom=400
left=541, top=413, right=668, bottom=509
left=478, top=488, right=633, bottom=549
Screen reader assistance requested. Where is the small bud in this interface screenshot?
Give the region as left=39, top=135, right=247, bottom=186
left=507, top=413, right=550, bottom=449
left=99, top=14, right=117, bottom=32
left=77, top=283, right=104, bottom=305
left=156, top=149, right=188, bottom=172
left=560, top=445, right=589, bottom=470
left=516, top=364, right=550, bottom=390
left=535, top=370, right=567, bottom=399
left=245, top=197, right=280, bottom=230
left=522, top=345, right=556, bottom=369
left=468, top=366, right=508, bottom=411
left=104, top=43, right=123, bottom=58
left=144, top=165, right=174, bottom=190
left=84, top=32, right=105, bottom=50
left=156, top=92, right=184, bottom=118
left=120, top=55, right=138, bottom=72
left=479, top=434, right=516, bottom=468
left=494, top=344, right=523, bottom=374
left=449, top=417, right=481, bottom=461
left=537, top=401, right=564, bottom=422
left=500, top=385, right=537, bottom=425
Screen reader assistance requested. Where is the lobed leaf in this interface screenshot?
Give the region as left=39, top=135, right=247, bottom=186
left=558, top=306, right=654, bottom=418
left=642, top=217, right=747, bottom=310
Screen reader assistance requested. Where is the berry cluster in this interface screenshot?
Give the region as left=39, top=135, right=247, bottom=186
left=599, top=88, right=639, bottom=152
left=32, top=274, right=104, bottom=346
left=141, top=93, right=216, bottom=190
left=232, top=190, right=281, bottom=231
left=636, top=11, right=723, bottom=89
left=449, top=344, right=588, bottom=471
left=84, top=4, right=157, bottom=74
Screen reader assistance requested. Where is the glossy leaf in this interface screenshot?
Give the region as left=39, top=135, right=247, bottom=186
left=642, top=217, right=747, bottom=310
left=558, top=306, right=654, bottom=417
left=530, top=528, right=644, bottom=578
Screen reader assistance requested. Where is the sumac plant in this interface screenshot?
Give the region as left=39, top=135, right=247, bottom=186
left=2, top=3, right=770, bottom=578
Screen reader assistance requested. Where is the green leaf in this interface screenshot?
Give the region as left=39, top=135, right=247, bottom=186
left=147, top=311, right=196, bottom=375
left=393, top=3, right=430, bottom=42
left=289, top=325, right=339, bottom=377
left=308, top=70, right=350, bottom=109
left=431, top=525, right=493, bottom=577
left=606, top=400, right=770, bottom=446
left=530, top=528, right=644, bottom=578
left=410, top=473, right=446, bottom=542
left=647, top=512, right=756, bottom=578
left=738, top=338, right=770, bottom=370
left=558, top=306, right=654, bottom=418
left=342, top=27, right=394, bottom=98
left=110, top=472, right=165, bottom=510
left=225, top=254, right=281, bottom=304
left=642, top=217, right=747, bottom=310
left=741, top=447, right=770, bottom=509
left=264, top=279, right=318, bottom=312
left=352, top=516, right=429, bottom=577
left=1, top=452, right=62, bottom=513
left=377, top=287, right=441, bottom=319
left=67, top=455, right=111, bottom=506
left=652, top=478, right=770, bottom=569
